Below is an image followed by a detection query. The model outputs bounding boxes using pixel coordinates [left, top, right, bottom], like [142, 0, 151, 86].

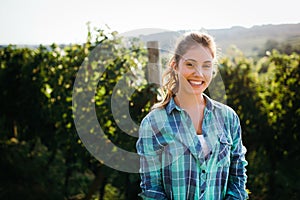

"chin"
[185, 88, 204, 96]
[191, 86, 206, 95]
[180, 83, 207, 95]
[192, 90, 203, 96]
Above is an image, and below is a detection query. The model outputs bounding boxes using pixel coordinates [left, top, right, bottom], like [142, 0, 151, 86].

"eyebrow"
[184, 58, 212, 64]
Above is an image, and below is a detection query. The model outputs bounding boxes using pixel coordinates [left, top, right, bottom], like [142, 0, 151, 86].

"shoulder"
[206, 96, 240, 127]
[140, 107, 168, 128]
[138, 107, 170, 150]
[213, 99, 238, 118]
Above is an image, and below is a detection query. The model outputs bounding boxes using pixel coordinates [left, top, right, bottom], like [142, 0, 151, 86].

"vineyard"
[0, 27, 299, 200]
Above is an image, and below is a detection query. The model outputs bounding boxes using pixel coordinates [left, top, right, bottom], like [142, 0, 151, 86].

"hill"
[3, 23, 299, 57]
[125, 23, 300, 56]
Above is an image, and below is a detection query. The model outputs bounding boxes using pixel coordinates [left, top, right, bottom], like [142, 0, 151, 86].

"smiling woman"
[181, 58, 213, 90]
[136, 31, 249, 199]
[176, 45, 214, 96]
[152, 32, 218, 108]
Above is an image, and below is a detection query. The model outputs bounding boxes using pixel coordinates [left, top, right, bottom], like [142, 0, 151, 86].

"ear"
[212, 64, 218, 77]
[170, 60, 177, 70]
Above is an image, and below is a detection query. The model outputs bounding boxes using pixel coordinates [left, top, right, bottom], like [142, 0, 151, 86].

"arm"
[136, 117, 168, 200]
[226, 114, 249, 200]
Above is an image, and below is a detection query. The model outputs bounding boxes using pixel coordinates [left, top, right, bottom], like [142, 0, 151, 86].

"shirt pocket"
[217, 136, 232, 167]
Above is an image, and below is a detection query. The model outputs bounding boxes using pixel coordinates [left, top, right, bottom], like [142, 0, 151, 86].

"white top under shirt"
[197, 134, 209, 156]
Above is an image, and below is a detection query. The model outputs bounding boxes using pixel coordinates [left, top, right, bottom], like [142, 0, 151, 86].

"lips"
[188, 80, 204, 86]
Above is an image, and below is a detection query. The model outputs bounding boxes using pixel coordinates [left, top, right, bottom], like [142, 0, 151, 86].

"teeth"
[189, 81, 203, 85]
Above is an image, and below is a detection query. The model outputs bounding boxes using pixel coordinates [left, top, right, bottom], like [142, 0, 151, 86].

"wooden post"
[146, 41, 161, 85]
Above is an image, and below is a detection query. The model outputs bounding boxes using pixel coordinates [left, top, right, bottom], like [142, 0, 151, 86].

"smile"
[189, 80, 204, 86]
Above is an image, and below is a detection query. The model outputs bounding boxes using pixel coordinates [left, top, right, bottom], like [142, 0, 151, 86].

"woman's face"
[175, 44, 214, 96]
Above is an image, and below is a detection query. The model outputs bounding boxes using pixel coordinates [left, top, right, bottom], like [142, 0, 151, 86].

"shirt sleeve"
[225, 114, 249, 200]
[136, 117, 168, 200]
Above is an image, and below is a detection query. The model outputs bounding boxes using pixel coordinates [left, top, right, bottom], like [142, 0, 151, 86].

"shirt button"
[201, 189, 205, 193]
[202, 170, 206, 173]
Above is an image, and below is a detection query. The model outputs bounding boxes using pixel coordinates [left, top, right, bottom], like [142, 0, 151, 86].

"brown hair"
[152, 31, 217, 109]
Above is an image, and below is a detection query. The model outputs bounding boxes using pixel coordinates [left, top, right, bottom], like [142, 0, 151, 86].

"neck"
[175, 91, 205, 109]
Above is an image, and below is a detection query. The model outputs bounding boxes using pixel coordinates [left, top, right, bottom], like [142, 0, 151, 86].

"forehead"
[182, 45, 213, 62]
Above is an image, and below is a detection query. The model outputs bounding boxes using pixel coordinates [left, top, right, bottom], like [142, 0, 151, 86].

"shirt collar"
[165, 93, 215, 115]
[166, 97, 182, 114]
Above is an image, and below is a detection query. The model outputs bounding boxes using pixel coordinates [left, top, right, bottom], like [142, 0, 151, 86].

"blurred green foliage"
[0, 27, 299, 200]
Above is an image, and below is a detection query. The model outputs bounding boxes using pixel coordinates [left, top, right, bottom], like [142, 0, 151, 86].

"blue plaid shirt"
[136, 95, 248, 199]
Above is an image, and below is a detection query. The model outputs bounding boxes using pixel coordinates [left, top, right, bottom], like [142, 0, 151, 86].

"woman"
[136, 32, 248, 199]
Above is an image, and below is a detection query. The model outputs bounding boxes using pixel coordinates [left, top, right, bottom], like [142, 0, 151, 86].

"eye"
[203, 64, 212, 68]
[185, 61, 197, 68]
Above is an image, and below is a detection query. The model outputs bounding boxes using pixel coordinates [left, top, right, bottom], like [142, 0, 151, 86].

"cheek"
[178, 67, 193, 77]
[204, 72, 213, 83]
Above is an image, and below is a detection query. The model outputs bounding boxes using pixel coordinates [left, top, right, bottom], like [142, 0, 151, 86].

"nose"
[193, 66, 204, 76]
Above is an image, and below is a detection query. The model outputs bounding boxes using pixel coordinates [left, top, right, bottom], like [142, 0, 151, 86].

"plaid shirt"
[136, 95, 248, 200]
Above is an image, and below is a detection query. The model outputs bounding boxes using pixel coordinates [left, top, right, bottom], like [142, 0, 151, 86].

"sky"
[0, 0, 299, 45]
